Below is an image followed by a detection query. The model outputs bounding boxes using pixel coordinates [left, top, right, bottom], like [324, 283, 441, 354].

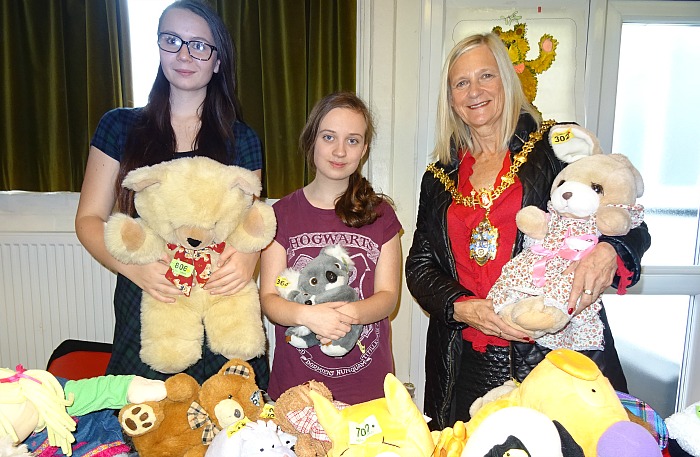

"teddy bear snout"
[562, 191, 573, 200]
[326, 271, 338, 283]
[187, 237, 202, 248]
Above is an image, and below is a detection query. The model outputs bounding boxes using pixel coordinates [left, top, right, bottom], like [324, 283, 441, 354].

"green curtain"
[220, 0, 356, 198]
[0, 0, 355, 198]
[0, 0, 131, 192]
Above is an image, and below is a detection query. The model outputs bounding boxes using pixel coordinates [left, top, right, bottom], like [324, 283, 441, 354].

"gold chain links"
[427, 120, 555, 209]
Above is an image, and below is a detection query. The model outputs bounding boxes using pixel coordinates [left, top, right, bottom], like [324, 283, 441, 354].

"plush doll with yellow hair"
[0, 365, 165, 456]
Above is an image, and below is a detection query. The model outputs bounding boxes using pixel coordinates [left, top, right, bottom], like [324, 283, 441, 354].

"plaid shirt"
[91, 107, 262, 171]
[96, 107, 267, 386]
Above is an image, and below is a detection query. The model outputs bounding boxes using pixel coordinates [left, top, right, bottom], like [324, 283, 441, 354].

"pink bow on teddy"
[530, 232, 598, 287]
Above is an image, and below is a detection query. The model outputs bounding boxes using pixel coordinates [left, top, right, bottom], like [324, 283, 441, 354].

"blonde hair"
[433, 32, 542, 164]
[0, 367, 76, 455]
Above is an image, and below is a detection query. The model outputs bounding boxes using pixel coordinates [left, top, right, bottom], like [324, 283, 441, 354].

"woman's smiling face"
[448, 44, 505, 133]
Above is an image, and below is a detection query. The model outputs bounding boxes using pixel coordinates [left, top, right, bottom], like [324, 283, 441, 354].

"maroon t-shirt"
[267, 189, 402, 404]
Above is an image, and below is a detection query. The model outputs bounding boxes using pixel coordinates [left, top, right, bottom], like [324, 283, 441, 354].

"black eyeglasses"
[157, 33, 217, 61]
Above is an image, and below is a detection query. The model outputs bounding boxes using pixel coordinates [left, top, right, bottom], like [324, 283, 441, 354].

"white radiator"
[0, 232, 116, 369]
[0, 191, 275, 372]
[0, 191, 116, 370]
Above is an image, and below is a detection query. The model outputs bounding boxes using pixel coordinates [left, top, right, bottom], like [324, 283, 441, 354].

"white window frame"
[587, 0, 700, 411]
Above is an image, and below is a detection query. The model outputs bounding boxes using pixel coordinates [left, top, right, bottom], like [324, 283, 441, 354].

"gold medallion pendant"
[426, 120, 555, 267]
[469, 189, 499, 265]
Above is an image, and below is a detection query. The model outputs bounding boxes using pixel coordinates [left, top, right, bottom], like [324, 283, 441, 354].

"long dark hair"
[116, 0, 241, 215]
[299, 92, 392, 228]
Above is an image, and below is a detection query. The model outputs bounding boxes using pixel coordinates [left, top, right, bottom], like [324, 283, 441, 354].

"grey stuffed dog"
[275, 245, 362, 357]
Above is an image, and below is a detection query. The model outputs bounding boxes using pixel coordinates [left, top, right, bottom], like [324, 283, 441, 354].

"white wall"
[359, 0, 700, 411]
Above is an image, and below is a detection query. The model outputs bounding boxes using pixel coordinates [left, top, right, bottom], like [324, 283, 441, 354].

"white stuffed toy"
[488, 125, 645, 351]
[665, 401, 700, 457]
[205, 420, 297, 457]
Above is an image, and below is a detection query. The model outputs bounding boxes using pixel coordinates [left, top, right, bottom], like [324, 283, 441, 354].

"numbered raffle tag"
[349, 415, 382, 445]
[551, 127, 574, 144]
[169, 258, 194, 277]
[275, 276, 291, 288]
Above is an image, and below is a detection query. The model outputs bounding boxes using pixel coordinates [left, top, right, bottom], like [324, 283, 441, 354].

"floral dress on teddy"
[489, 202, 607, 351]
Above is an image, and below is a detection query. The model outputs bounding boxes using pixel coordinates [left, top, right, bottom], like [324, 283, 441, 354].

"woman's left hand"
[565, 242, 618, 316]
[204, 245, 259, 296]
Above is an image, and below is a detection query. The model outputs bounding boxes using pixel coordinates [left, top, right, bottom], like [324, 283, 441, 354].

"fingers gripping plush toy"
[104, 157, 277, 373]
[0, 365, 166, 457]
[487, 124, 645, 351]
[275, 245, 362, 357]
[119, 359, 269, 457]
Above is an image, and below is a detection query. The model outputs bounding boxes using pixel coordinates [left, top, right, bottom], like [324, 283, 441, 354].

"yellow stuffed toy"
[493, 23, 558, 107]
[468, 349, 658, 457]
[309, 374, 434, 457]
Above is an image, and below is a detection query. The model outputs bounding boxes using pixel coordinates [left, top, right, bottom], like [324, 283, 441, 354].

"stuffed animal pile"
[468, 349, 661, 457]
[119, 359, 269, 457]
[104, 156, 276, 373]
[275, 245, 361, 357]
[488, 125, 645, 351]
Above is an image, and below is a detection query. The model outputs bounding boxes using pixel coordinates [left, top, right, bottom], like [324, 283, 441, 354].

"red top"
[446, 150, 523, 351]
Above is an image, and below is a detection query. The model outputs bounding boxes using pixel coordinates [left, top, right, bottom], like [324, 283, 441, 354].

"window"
[596, 1, 700, 418]
[128, 0, 175, 107]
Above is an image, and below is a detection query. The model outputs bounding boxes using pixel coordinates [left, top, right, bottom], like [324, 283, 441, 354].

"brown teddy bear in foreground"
[119, 359, 266, 457]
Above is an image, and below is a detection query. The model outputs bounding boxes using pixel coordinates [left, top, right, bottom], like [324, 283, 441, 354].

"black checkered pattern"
[105, 275, 269, 388]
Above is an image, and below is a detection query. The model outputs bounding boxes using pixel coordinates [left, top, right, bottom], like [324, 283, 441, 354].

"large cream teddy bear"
[105, 157, 276, 373]
[488, 126, 644, 351]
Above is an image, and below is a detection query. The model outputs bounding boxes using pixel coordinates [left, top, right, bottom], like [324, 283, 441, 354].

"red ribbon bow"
[165, 242, 226, 297]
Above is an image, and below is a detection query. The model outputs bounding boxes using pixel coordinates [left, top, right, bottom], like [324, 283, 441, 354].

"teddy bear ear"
[229, 167, 262, 198]
[609, 154, 645, 198]
[122, 164, 163, 192]
[220, 359, 255, 379]
[549, 124, 603, 164]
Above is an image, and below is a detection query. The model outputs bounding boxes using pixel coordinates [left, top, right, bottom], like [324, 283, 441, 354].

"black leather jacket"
[405, 114, 651, 430]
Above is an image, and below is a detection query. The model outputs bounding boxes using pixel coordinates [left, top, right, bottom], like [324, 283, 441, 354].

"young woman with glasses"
[75, 0, 268, 387]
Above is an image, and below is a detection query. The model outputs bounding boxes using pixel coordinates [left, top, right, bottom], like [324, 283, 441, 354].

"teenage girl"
[75, 0, 267, 386]
[259, 92, 402, 404]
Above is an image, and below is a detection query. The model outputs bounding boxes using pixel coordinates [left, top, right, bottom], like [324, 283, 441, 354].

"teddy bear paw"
[120, 403, 159, 437]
